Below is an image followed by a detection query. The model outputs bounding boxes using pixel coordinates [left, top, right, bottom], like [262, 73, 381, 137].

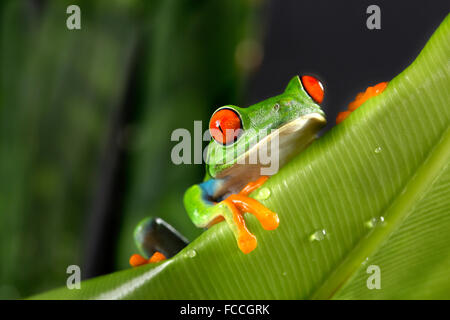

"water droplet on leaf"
[365, 216, 385, 228]
[374, 146, 382, 154]
[255, 187, 271, 200]
[186, 249, 197, 258]
[309, 229, 327, 242]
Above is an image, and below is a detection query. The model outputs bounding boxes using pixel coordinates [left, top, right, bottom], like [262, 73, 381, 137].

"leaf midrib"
[310, 126, 450, 299]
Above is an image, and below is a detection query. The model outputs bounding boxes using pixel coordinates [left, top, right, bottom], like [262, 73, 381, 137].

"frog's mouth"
[214, 112, 326, 197]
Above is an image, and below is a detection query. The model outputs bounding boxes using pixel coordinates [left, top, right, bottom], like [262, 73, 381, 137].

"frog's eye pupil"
[301, 75, 324, 104]
[209, 108, 242, 145]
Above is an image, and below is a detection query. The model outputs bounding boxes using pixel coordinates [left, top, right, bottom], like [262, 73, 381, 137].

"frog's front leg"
[184, 177, 279, 254]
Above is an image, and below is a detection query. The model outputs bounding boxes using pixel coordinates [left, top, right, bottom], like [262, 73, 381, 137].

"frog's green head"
[206, 75, 326, 189]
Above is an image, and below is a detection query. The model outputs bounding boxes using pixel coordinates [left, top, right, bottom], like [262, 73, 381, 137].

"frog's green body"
[131, 76, 325, 260]
[131, 76, 325, 259]
[183, 75, 326, 253]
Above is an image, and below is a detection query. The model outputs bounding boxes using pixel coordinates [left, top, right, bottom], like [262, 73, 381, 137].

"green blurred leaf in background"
[0, 0, 141, 298]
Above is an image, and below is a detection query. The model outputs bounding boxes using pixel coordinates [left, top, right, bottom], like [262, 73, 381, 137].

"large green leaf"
[32, 14, 450, 300]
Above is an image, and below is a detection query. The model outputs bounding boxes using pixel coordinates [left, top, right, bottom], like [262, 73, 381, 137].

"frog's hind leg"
[129, 217, 188, 267]
[336, 82, 388, 124]
[129, 251, 166, 267]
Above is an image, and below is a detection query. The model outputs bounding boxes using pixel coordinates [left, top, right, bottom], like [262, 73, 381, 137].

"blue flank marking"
[199, 178, 223, 205]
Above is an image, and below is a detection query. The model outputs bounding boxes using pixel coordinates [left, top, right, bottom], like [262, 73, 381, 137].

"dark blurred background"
[0, 0, 448, 298]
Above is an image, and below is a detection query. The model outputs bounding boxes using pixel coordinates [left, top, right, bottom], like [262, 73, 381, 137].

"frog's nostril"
[273, 103, 280, 111]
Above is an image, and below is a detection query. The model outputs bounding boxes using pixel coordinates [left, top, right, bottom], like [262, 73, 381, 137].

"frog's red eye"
[209, 108, 242, 145]
[301, 75, 324, 104]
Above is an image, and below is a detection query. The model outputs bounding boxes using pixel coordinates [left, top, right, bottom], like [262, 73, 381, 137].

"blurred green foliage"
[0, 0, 261, 298]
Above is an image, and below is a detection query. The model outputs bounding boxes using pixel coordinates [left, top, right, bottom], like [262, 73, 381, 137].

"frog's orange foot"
[336, 82, 388, 124]
[129, 251, 166, 267]
[223, 176, 279, 254]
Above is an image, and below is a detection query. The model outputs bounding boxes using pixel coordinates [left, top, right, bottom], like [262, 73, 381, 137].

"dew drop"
[362, 257, 370, 266]
[309, 229, 327, 242]
[255, 187, 271, 200]
[186, 249, 197, 258]
[365, 216, 385, 228]
[282, 271, 287, 277]
[374, 146, 382, 154]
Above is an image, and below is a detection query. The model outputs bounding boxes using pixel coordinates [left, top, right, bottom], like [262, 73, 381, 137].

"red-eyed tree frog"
[129, 76, 388, 267]
[130, 75, 326, 267]
[183, 75, 327, 254]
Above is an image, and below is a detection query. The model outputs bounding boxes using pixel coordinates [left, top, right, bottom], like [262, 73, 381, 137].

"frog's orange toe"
[129, 253, 148, 267]
[149, 251, 166, 263]
[129, 251, 167, 267]
[261, 212, 280, 231]
[238, 232, 258, 254]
